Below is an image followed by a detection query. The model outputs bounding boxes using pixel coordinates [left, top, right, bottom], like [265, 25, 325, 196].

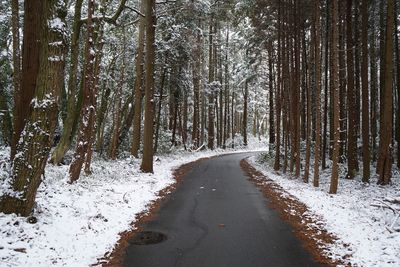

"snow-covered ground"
[247, 154, 400, 267]
[0, 138, 266, 267]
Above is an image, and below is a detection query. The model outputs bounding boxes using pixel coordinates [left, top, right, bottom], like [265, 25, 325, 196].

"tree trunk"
[377, 0, 394, 185]
[313, 0, 322, 187]
[83, 18, 105, 174]
[50, 0, 84, 165]
[394, 1, 400, 168]
[207, 20, 215, 150]
[338, 0, 347, 162]
[0, 0, 66, 215]
[361, 0, 370, 182]
[274, 1, 282, 171]
[223, 27, 230, 148]
[304, 6, 314, 184]
[268, 43, 275, 145]
[370, 1, 378, 162]
[354, 1, 361, 136]
[10, 0, 20, 145]
[11, 0, 43, 160]
[192, 28, 201, 148]
[329, 0, 340, 194]
[243, 72, 248, 147]
[154, 67, 167, 153]
[109, 29, 126, 160]
[346, 0, 359, 179]
[69, 0, 96, 183]
[140, 0, 156, 173]
[293, 1, 301, 177]
[131, 0, 146, 158]
[322, 0, 329, 170]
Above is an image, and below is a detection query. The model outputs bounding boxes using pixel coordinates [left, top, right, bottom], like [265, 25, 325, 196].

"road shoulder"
[241, 158, 348, 266]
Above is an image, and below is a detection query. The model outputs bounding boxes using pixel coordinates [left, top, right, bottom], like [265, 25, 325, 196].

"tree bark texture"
[140, 0, 157, 173]
[0, 0, 67, 215]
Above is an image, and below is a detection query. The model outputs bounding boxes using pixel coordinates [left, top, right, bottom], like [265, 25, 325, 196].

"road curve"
[123, 152, 326, 267]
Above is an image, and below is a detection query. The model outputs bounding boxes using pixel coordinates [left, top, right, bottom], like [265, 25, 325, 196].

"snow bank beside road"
[0, 138, 266, 267]
[0, 151, 216, 267]
[247, 155, 400, 267]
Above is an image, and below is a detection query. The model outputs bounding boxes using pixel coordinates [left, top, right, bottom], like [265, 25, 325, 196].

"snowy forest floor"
[0, 138, 265, 267]
[247, 154, 400, 267]
[0, 138, 399, 267]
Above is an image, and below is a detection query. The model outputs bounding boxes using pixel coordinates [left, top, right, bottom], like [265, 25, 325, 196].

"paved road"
[123, 153, 326, 267]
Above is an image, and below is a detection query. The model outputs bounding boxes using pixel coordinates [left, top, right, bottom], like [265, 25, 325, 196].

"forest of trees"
[0, 0, 399, 216]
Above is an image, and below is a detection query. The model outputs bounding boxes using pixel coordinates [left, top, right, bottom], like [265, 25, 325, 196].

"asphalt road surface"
[123, 152, 326, 267]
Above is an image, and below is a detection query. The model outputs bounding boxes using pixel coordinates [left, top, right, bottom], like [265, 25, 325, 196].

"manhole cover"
[129, 231, 167, 245]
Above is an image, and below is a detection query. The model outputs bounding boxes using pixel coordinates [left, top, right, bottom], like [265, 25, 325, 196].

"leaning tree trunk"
[0, 0, 66, 216]
[50, 0, 84, 165]
[69, 0, 96, 183]
[140, 0, 156, 173]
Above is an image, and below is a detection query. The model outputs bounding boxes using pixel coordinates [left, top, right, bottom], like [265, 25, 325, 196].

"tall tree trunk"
[83, 17, 105, 174]
[361, 0, 370, 182]
[109, 25, 125, 160]
[377, 0, 394, 185]
[131, 0, 146, 158]
[329, 0, 340, 194]
[346, 0, 359, 179]
[338, 0, 347, 162]
[268, 43, 275, 145]
[109, 60, 125, 160]
[154, 67, 166, 153]
[50, 0, 84, 165]
[11, 0, 43, 160]
[378, 0, 386, 138]
[293, 1, 301, 177]
[394, 1, 400, 168]
[69, 0, 96, 182]
[223, 27, 230, 148]
[313, 0, 322, 187]
[322, 0, 329, 170]
[0, 0, 66, 215]
[274, 0, 282, 171]
[304, 6, 314, 184]
[354, 1, 361, 136]
[192, 28, 201, 148]
[207, 20, 215, 150]
[10, 0, 20, 144]
[370, 1, 378, 162]
[140, 0, 156, 173]
[243, 61, 248, 147]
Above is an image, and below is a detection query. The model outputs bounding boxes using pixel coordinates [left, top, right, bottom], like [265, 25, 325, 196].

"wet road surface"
[123, 153, 326, 267]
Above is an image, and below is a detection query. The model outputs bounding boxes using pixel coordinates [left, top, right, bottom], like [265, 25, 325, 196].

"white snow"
[0, 138, 266, 267]
[247, 154, 400, 267]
